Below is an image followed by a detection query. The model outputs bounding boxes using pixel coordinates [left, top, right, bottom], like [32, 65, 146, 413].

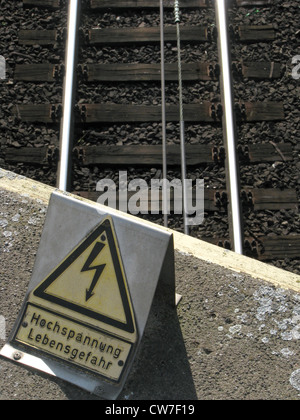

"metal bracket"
[232, 61, 243, 78]
[215, 191, 228, 209]
[237, 145, 250, 162]
[76, 104, 87, 122]
[53, 64, 65, 81]
[50, 104, 62, 122]
[217, 239, 231, 250]
[234, 103, 246, 121]
[78, 64, 88, 82]
[210, 103, 223, 121]
[213, 145, 225, 164]
[229, 24, 239, 41]
[207, 25, 218, 42]
[73, 146, 84, 164]
[244, 239, 259, 257]
[241, 190, 253, 208]
[45, 146, 58, 165]
[208, 63, 220, 79]
[56, 28, 66, 44]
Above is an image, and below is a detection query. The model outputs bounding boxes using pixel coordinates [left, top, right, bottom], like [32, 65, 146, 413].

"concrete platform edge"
[1, 167, 299, 293]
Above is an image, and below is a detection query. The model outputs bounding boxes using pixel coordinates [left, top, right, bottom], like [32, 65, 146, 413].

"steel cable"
[174, 0, 189, 235]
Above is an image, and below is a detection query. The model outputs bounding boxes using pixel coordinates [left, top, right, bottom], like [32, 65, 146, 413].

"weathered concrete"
[1, 168, 300, 400]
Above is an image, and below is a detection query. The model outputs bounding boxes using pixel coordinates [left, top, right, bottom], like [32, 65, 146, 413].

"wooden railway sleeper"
[23, 0, 62, 8]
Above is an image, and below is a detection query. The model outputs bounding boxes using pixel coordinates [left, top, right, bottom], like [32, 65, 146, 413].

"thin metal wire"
[160, 0, 168, 227]
[174, 0, 189, 235]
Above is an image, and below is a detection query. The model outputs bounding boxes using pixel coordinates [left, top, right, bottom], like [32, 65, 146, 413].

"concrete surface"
[1, 168, 300, 400]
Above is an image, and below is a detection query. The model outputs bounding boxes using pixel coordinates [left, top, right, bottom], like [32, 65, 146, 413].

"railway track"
[1, 0, 299, 270]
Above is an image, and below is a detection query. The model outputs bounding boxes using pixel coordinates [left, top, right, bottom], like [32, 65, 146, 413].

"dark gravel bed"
[74, 2, 227, 244]
[228, 0, 300, 274]
[0, 0, 67, 185]
[0, 1, 299, 274]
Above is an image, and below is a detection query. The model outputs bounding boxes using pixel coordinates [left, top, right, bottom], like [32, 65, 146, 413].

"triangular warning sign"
[32, 217, 135, 335]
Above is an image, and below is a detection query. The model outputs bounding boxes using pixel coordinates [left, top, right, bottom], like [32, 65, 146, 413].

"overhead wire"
[160, 0, 168, 227]
[174, 0, 189, 235]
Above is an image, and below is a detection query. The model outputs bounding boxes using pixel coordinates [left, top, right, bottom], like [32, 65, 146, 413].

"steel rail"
[58, 0, 80, 191]
[215, 0, 243, 254]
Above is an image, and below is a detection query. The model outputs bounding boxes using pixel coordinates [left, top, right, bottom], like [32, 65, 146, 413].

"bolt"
[13, 351, 22, 361]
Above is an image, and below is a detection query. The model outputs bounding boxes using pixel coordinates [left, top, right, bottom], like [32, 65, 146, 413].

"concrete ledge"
[1, 168, 299, 292]
[2, 168, 300, 400]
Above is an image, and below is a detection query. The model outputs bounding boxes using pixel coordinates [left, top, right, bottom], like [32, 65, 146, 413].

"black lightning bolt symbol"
[81, 241, 106, 302]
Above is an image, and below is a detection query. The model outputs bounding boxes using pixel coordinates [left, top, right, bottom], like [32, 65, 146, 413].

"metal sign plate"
[13, 217, 136, 383]
[15, 303, 133, 383]
[0, 191, 175, 399]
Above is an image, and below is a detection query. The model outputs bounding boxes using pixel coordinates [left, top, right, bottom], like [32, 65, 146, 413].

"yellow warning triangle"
[30, 217, 136, 338]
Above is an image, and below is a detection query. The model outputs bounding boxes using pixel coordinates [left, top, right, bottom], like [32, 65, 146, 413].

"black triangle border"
[33, 218, 135, 334]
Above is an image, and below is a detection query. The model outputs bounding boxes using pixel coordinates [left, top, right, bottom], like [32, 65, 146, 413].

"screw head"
[13, 351, 22, 361]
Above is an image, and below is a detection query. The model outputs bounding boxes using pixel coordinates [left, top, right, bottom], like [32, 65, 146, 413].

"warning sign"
[13, 217, 137, 382]
[31, 217, 136, 337]
[1, 190, 175, 398]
